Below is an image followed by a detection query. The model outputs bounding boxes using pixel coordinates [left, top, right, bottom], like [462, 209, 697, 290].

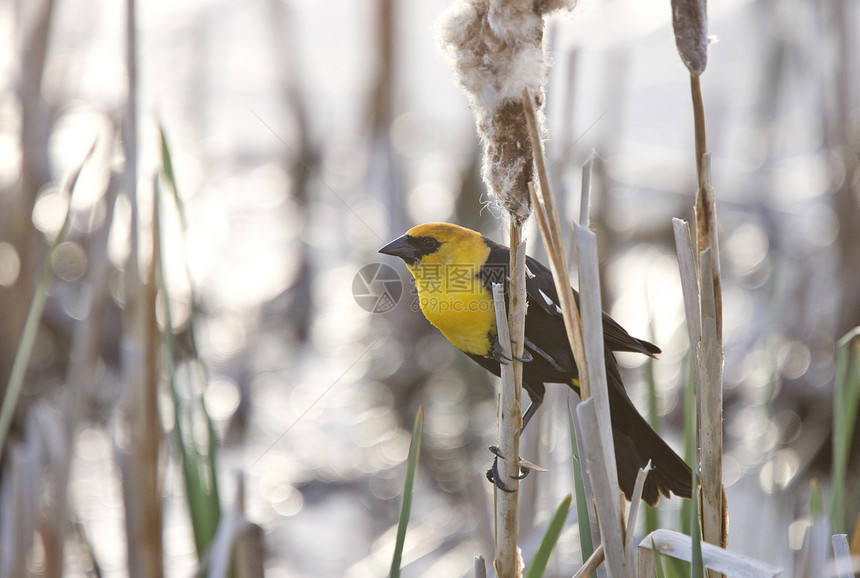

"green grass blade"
[525, 494, 572, 578]
[158, 124, 188, 231]
[681, 355, 700, 578]
[666, 553, 689, 578]
[0, 236, 65, 454]
[169, 362, 222, 558]
[690, 507, 703, 578]
[681, 357, 696, 537]
[831, 328, 860, 534]
[155, 172, 221, 558]
[159, 124, 203, 359]
[810, 478, 823, 520]
[390, 406, 424, 578]
[161, 289, 222, 557]
[690, 470, 703, 578]
[569, 408, 594, 574]
[0, 145, 92, 454]
[652, 536, 667, 578]
[645, 355, 659, 534]
[654, 324, 697, 578]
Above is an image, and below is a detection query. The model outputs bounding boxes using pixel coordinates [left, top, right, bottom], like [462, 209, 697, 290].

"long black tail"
[606, 357, 693, 505]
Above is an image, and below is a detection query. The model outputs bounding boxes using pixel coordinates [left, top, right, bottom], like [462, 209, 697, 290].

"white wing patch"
[538, 289, 554, 306]
[536, 287, 564, 316]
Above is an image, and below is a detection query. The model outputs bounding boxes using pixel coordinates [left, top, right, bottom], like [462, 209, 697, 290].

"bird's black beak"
[379, 234, 419, 266]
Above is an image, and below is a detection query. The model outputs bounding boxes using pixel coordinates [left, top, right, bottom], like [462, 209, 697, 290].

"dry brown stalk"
[439, 1, 574, 575]
[671, 0, 726, 560]
[492, 279, 524, 577]
[524, 90, 629, 577]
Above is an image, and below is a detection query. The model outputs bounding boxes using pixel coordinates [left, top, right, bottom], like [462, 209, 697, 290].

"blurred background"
[1, 0, 858, 576]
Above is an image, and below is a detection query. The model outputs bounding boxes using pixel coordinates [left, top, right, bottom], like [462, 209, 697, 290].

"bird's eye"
[422, 237, 440, 251]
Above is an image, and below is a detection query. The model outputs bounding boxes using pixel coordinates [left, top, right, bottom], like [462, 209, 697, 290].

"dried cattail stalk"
[440, 3, 575, 576]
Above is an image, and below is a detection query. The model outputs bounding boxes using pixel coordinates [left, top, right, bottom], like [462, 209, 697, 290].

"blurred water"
[4, 0, 854, 575]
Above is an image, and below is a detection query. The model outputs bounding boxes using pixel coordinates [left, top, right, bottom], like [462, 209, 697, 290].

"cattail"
[439, 0, 575, 225]
[671, 0, 708, 76]
[439, 3, 575, 575]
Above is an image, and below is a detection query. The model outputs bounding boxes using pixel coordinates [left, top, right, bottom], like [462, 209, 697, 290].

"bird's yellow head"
[379, 223, 496, 356]
[378, 222, 490, 271]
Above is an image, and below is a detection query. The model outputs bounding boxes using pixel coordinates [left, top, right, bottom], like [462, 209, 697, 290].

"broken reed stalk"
[831, 534, 853, 578]
[474, 555, 488, 578]
[625, 461, 654, 571]
[571, 225, 628, 578]
[573, 544, 605, 578]
[671, 0, 726, 558]
[696, 237, 725, 548]
[580, 152, 596, 229]
[693, 109, 726, 563]
[636, 530, 781, 578]
[523, 90, 628, 578]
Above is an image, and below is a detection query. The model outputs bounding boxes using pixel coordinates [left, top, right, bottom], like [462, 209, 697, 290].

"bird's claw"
[513, 345, 533, 363]
[485, 446, 546, 491]
[491, 340, 533, 365]
[491, 343, 511, 365]
[486, 454, 518, 493]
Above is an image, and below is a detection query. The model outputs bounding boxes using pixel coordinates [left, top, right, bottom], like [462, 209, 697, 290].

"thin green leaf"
[645, 355, 659, 534]
[157, 128, 223, 558]
[685, 352, 703, 578]
[155, 180, 221, 558]
[569, 408, 594, 574]
[158, 124, 188, 231]
[525, 494, 572, 578]
[0, 142, 94, 453]
[690, 468, 703, 578]
[681, 357, 697, 537]
[666, 553, 690, 577]
[158, 123, 201, 361]
[652, 536, 667, 578]
[831, 328, 860, 534]
[810, 478, 823, 520]
[390, 406, 424, 578]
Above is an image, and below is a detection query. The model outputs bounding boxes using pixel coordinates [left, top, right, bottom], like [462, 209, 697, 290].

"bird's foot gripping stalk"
[490, 339, 533, 365]
[485, 445, 547, 493]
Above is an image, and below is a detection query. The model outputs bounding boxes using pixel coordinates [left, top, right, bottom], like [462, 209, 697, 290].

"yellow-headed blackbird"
[379, 222, 692, 504]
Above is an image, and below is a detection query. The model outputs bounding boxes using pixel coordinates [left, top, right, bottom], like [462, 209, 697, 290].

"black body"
[471, 237, 692, 505]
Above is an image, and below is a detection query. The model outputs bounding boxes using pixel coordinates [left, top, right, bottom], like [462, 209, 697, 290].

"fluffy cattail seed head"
[440, 0, 574, 224]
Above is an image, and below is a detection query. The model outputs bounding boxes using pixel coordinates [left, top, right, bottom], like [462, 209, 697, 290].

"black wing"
[475, 237, 691, 503]
[478, 237, 660, 374]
